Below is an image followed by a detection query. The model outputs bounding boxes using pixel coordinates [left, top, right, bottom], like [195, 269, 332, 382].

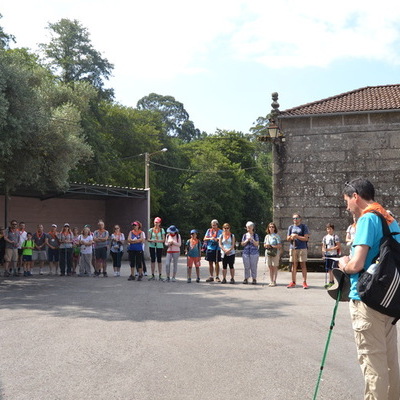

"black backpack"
[356, 211, 400, 325]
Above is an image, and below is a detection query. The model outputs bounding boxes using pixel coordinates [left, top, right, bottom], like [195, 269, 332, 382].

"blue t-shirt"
[349, 212, 400, 300]
[205, 228, 222, 251]
[287, 224, 309, 249]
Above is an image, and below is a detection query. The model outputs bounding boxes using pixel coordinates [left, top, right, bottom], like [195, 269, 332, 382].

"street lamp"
[257, 92, 285, 142]
[144, 147, 168, 189]
[144, 148, 168, 235]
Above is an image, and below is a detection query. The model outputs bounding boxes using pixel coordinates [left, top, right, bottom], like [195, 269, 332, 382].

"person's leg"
[222, 257, 228, 281]
[242, 253, 250, 282]
[291, 249, 298, 283]
[172, 253, 179, 278]
[229, 255, 235, 280]
[301, 261, 307, 282]
[128, 251, 135, 279]
[349, 300, 400, 400]
[165, 253, 172, 279]
[149, 247, 156, 276]
[250, 254, 259, 282]
[156, 248, 163, 278]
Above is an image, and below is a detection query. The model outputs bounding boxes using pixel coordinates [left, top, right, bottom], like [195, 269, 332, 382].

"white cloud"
[229, 0, 400, 68]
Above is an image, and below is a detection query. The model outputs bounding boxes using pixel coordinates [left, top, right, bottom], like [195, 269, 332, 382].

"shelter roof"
[280, 84, 400, 117]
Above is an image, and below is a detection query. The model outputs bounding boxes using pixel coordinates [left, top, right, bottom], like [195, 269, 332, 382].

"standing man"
[286, 213, 310, 289]
[3, 220, 20, 276]
[339, 178, 400, 400]
[204, 219, 223, 283]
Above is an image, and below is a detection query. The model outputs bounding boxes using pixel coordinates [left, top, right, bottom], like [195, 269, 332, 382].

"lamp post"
[144, 148, 168, 232]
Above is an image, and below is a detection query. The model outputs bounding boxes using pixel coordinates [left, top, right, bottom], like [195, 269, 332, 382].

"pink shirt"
[165, 234, 181, 253]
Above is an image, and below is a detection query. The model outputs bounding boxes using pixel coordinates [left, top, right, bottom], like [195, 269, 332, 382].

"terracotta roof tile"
[281, 84, 400, 116]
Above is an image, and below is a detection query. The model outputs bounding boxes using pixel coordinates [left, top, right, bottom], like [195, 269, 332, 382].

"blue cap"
[190, 229, 197, 234]
[167, 225, 178, 233]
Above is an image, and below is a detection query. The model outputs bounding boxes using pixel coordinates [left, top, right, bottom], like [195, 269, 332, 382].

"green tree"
[39, 18, 114, 99]
[0, 15, 15, 50]
[137, 93, 201, 141]
[0, 48, 93, 195]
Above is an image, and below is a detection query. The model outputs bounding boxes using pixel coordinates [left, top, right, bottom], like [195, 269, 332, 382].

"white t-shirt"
[322, 234, 340, 256]
[79, 234, 94, 254]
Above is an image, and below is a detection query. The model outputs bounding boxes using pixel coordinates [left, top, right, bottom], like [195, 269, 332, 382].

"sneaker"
[252, 279, 257, 285]
[166, 277, 170, 282]
[221, 278, 227, 284]
[137, 275, 143, 281]
[206, 277, 214, 282]
[159, 275, 164, 281]
[148, 275, 156, 281]
[144, 272, 148, 276]
[114, 271, 118, 277]
[230, 278, 235, 284]
[28, 271, 33, 276]
[171, 277, 176, 282]
[196, 277, 200, 283]
[3, 271, 10, 277]
[215, 277, 221, 282]
[127, 275, 135, 281]
[303, 281, 309, 289]
[39, 270, 44, 275]
[287, 282, 296, 288]
[268, 283, 274, 287]
[23, 271, 28, 277]
[187, 278, 192, 283]
[243, 279, 248, 284]
[135, 272, 139, 277]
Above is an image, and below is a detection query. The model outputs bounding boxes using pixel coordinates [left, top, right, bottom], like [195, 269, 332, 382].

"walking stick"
[313, 269, 348, 400]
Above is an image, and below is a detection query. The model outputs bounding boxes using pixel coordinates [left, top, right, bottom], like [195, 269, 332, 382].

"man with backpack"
[286, 213, 310, 289]
[339, 178, 400, 400]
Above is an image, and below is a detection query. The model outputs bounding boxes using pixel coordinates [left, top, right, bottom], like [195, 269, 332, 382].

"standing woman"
[110, 225, 125, 277]
[164, 225, 181, 282]
[127, 221, 145, 281]
[218, 223, 236, 284]
[72, 227, 81, 276]
[78, 226, 94, 276]
[241, 221, 260, 285]
[93, 220, 109, 277]
[59, 223, 73, 276]
[203, 219, 223, 282]
[264, 222, 282, 287]
[147, 217, 165, 281]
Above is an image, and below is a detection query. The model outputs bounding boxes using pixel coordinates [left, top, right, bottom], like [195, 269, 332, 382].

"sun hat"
[167, 225, 178, 233]
[327, 268, 351, 302]
[51, 224, 57, 228]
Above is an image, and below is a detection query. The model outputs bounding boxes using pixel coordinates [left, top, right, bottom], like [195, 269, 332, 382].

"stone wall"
[273, 111, 400, 257]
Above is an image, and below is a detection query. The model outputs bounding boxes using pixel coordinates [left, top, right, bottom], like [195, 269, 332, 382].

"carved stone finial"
[271, 92, 280, 118]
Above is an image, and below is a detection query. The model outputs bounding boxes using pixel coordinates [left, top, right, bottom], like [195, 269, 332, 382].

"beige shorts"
[289, 248, 307, 263]
[4, 248, 18, 262]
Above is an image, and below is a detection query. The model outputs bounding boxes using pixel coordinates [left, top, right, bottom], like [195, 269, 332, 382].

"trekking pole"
[312, 285, 342, 400]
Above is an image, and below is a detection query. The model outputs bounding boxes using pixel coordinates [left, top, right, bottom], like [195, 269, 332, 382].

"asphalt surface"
[1, 257, 398, 400]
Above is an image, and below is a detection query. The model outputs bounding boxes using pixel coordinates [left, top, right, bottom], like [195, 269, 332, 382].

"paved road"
[1, 257, 398, 400]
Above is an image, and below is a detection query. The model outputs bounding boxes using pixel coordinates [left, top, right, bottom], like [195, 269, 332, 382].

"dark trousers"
[59, 248, 73, 275]
[111, 251, 123, 268]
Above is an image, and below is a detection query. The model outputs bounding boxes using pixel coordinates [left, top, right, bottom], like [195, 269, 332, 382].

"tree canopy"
[40, 18, 114, 99]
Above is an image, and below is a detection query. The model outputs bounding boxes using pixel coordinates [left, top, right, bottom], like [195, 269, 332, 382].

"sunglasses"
[345, 181, 358, 194]
[292, 217, 300, 220]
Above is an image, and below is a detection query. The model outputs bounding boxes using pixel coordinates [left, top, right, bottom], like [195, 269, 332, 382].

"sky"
[2, 0, 400, 134]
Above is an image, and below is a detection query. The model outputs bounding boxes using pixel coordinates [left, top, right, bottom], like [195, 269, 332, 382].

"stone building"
[272, 85, 400, 257]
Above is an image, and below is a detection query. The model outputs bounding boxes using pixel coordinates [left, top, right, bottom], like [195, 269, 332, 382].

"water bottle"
[366, 263, 379, 275]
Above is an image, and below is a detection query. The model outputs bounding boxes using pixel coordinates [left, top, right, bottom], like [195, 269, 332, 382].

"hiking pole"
[312, 284, 342, 400]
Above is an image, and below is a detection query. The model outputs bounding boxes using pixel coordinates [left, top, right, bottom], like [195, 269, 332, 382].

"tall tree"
[0, 14, 15, 49]
[39, 18, 114, 99]
[137, 93, 201, 141]
[0, 48, 93, 195]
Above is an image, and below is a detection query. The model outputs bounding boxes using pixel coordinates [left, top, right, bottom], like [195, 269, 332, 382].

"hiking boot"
[196, 277, 200, 283]
[252, 279, 257, 285]
[230, 278, 235, 284]
[221, 278, 227, 284]
[215, 277, 221, 282]
[206, 277, 214, 282]
[187, 278, 192, 283]
[243, 279, 248, 284]
[148, 275, 156, 281]
[287, 281, 296, 288]
[302, 281, 309, 289]
[127, 275, 135, 281]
